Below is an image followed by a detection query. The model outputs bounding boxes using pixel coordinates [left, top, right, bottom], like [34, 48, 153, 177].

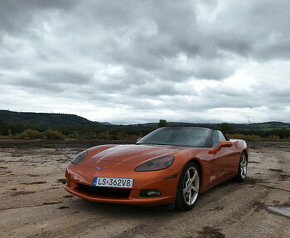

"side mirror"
[136, 137, 142, 142]
[219, 141, 232, 147]
[217, 141, 232, 151]
[209, 141, 232, 155]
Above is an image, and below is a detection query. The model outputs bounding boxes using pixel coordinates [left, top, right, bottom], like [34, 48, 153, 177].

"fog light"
[140, 189, 161, 197]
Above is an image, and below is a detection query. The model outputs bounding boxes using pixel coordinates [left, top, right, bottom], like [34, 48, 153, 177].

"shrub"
[44, 129, 65, 140]
[18, 129, 43, 139]
[158, 119, 167, 128]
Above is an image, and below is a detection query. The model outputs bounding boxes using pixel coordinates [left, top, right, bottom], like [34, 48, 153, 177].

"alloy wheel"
[183, 167, 200, 206]
[240, 154, 247, 179]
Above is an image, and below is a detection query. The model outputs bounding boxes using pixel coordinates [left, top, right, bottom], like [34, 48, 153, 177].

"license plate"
[93, 177, 133, 188]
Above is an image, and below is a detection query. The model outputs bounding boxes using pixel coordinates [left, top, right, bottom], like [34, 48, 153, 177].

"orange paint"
[65, 138, 248, 206]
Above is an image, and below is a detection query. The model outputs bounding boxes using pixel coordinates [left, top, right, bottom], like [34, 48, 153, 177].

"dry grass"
[227, 133, 290, 142]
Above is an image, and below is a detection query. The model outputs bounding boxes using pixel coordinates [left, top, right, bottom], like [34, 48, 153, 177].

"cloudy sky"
[0, 0, 290, 124]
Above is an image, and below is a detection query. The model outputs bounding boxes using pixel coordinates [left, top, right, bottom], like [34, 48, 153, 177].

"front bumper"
[65, 167, 179, 206]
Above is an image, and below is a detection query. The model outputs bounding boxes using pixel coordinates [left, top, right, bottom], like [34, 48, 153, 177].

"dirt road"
[0, 142, 289, 238]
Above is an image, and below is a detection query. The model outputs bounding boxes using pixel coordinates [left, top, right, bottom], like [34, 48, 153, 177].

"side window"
[217, 130, 226, 142]
[212, 130, 226, 147]
[212, 130, 219, 147]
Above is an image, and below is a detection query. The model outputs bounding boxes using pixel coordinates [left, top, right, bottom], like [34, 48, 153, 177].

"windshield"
[137, 127, 211, 148]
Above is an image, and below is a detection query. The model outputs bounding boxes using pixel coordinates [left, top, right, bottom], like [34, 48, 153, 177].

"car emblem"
[96, 166, 106, 170]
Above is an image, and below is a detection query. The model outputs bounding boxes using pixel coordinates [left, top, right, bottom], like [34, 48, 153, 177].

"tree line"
[0, 118, 289, 141]
[220, 123, 290, 141]
[0, 117, 153, 140]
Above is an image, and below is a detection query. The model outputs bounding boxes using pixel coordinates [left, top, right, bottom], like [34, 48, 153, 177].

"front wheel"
[236, 152, 247, 182]
[175, 162, 200, 211]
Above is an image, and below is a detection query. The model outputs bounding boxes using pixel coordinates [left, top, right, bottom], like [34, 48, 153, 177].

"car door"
[212, 130, 236, 181]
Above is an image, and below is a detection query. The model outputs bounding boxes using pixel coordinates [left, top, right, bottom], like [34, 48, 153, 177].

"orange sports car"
[65, 127, 248, 210]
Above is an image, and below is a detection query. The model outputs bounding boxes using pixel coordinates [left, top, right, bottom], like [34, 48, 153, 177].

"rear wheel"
[175, 162, 200, 211]
[236, 152, 247, 182]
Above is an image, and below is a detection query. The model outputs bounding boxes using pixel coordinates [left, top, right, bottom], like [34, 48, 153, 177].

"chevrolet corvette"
[65, 127, 248, 210]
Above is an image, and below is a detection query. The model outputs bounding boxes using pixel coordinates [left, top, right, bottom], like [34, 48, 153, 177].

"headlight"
[134, 156, 175, 172]
[71, 150, 88, 165]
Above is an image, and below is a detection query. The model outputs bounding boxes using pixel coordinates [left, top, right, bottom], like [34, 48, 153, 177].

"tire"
[175, 162, 201, 211]
[235, 152, 247, 182]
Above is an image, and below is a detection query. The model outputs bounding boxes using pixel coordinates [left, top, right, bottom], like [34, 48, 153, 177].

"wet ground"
[0, 141, 289, 238]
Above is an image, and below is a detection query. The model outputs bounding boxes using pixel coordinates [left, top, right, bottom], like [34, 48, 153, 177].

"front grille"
[77, 183, 131, 198]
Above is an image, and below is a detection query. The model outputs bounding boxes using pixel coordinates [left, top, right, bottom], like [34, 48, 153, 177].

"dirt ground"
[0, 141, 289, 238]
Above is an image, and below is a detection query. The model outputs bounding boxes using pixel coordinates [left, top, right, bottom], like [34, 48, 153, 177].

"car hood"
[86, 144, 186, 167]
[68, 144, 192, 183]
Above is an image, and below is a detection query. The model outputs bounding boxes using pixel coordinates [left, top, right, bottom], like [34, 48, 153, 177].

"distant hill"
[101, 122, 114, 126]
[0, 110, 101, 128]
[233, 121, 290, 131]
[128, 121, 290, 131]
[0, 110, 289, 130]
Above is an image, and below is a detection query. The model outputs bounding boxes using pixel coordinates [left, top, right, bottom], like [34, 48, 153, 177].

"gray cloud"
[0, 0, 77, 36]
[0, 0, 289, 123]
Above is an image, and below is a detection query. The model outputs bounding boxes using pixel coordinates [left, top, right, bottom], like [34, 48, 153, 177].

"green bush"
[44, 129, 64, 139]
[18, 129, 43, 139]
[158, 119, 167, 128]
